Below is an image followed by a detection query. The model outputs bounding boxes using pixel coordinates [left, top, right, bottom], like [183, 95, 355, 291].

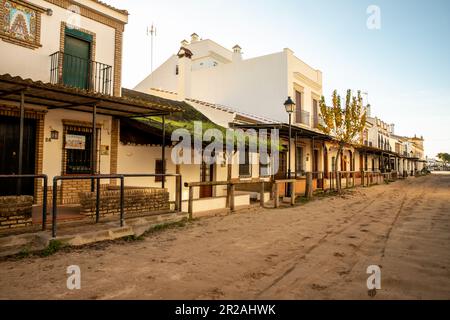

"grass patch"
[122, 235, 145, 242]
[40, 240, 66, 257]
[120, 218, 191, 242]
[17, 245, 31, 259]
[143, 218, 188, 237]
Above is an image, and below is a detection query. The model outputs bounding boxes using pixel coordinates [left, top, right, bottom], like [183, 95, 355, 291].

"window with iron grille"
[259, 153, 270, 177]
[239, 149, 251, 177]
[63, 125, 101, 175]
[296, 146, 304, 176]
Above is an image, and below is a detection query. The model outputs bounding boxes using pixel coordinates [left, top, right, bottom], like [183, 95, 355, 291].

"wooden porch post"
[188, 186, 193, 220]
[91, 103, 97, 192]
[161, 115, 166, 189]
[260, 181, 265, 207]
[17, 90, 25, 195]
[305, 172, 313, 199]
[229, 183, 235, 212]
[273, 182, 279, 208]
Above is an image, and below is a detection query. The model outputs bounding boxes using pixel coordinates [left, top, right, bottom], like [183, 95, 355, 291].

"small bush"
[40, 240, 65, 257]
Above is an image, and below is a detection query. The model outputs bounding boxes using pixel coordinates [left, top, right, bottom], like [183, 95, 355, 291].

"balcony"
[50, 51, 113, 95]
[296, 110, 310, 126]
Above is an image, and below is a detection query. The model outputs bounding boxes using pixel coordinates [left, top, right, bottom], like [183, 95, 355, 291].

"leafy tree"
[437, 153, 450, 166]
[318, 90, 367, 193]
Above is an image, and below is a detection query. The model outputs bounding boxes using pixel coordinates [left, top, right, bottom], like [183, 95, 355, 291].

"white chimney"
[177, 47, 192, 100]
[232, 45, 242, 62]
[180, 39, 189, 47]
[365, 104, 371, 117]
[389, 123, 395, 134]
[190, 33, 199, 43]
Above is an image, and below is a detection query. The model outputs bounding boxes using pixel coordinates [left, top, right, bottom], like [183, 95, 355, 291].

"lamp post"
[284, 97, 295, 183]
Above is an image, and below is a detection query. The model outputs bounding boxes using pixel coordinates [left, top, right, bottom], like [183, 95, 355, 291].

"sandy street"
[0, 174, 449, 300]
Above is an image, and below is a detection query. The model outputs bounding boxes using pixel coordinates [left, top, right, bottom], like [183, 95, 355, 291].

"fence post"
[230, 184, 235, 212]
[260, 181, 265, 208]
[188, 186, 194, 220]
[175, 175, 181, 212]
[273, 183, 279, 208]
[96, 177, 100, 223]
[52, 178, 58, 238]
[305, 172, 313, 199]
[119, 176, 124, 227]
[290, 181, 295, 206]
[42, 176, 48, 231]
[346, 172, 349, 189]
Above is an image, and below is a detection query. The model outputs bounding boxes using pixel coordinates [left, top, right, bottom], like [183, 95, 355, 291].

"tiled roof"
[149, 88, 278, 124]
[185, 98, 279, 124]
[0, 74, 183, 115]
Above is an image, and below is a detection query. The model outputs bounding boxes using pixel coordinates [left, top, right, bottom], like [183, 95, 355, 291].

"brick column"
[113, 29, 123, 97]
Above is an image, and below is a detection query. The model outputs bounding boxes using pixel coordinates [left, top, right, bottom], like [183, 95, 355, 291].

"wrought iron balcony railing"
[50, 51, 113, 95]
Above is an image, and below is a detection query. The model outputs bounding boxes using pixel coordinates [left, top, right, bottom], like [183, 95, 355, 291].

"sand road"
[1, 174, 449, 300]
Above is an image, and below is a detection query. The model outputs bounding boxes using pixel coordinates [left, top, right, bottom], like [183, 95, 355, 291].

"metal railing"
[51, 173, 182, 238]
[296, 110, 310, 126]
[50, 51, 113, 95]
[0, 174, 48, 231]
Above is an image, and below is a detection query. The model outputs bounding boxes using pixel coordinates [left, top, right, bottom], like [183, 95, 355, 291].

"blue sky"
[107, 0, 450, 158]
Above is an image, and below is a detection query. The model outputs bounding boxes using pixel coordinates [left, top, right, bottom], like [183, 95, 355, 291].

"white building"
[135, 33, 323, 127]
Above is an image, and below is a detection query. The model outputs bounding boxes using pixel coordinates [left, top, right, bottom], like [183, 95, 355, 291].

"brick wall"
[79, 187, 169, 217]
[0, 196, 33, 230]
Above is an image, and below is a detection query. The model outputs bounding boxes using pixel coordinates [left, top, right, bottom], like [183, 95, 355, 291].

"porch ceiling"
[0, 74, 184, 117]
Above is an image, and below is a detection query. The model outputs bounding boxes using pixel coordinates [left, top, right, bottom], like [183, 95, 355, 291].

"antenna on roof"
[147, 23, 157, 73]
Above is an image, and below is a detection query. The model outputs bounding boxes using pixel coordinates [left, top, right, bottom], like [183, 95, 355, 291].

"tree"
[437, 153, 450, 167]
[318, 90, 367, 193]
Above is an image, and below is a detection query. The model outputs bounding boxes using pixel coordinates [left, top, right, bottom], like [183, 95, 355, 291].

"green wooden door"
[63, 29, 92, 90]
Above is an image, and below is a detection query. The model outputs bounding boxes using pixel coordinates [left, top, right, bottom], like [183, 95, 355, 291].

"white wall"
[189, 51, 288, 123]
[0, 0, 117, 86]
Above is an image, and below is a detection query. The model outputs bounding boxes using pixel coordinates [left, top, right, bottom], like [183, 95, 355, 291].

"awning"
[230, 123, 331, 140]
[356, 144, 401, 157]
[0, 74, 184, 117]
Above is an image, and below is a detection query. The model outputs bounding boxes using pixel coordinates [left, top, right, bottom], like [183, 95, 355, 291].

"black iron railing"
[50, 51, 113, 95]
[51, 173, 182, 238]
[0, 174, 48, 231]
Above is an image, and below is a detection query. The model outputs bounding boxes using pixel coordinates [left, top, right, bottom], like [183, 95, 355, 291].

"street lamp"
[284, 97, 295, 181]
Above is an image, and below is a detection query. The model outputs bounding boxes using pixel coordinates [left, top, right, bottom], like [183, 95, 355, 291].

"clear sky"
[106, 0, 450, 158]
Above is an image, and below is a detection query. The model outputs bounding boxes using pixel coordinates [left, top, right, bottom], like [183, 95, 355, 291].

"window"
[175, 65, 179, 75]
[260, 153, 270, 177]
[239, 149, 251, 177]
[64, 125, 100, 175]
[155, 159, 166, 182]
[312, 99, 319, 128]
[331, 156, 336, 172]
[295, 90, 302, 123]
[295, 146, 304, 175]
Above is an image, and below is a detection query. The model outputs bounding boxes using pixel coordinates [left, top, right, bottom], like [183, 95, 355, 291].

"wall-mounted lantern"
[50, 129, 59, 140]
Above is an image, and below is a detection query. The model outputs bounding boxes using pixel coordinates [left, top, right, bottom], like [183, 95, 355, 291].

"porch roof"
[0, 74, 184, 117]
[356, 144, 401, 157]
[229, 123, 331, 140]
